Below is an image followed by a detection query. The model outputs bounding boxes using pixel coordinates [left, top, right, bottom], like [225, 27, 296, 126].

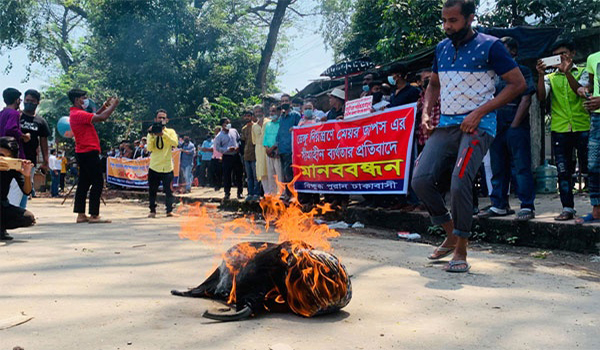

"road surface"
[1, 198, 599, 349]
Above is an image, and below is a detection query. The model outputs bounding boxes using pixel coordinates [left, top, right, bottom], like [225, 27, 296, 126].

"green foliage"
[478, 0, 600, 31]
[321, 0, 444, 62]
[324, 0, 599, 64]
[0, 0, 32, 48]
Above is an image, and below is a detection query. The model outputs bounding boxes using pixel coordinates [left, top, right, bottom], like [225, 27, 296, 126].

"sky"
[1, 0, 498, 105]
[0, 27, 334, 106]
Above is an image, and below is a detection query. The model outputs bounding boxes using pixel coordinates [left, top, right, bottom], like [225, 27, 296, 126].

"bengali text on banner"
[106, 149, 181, 188]
[292, 103, 416, 194]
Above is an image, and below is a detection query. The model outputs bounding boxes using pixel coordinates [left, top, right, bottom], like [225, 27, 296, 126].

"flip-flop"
[575, 213, 600, 224]
[428, 246, 455, 260]
[443, 260, 471, 273]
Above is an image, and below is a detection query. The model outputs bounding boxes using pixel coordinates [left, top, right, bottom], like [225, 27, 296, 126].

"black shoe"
[237, 193, 244, 200]
[224, 193, 230, 200]
[0, 232, 14, 241]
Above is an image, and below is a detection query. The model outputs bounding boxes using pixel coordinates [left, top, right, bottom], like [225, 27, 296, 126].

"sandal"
[515, 209, 535, 222]
[443, 260, 471, 273]
[575, 213, 600, 224]
[428, 246, 455, 260]
[554, 211, 574, 221]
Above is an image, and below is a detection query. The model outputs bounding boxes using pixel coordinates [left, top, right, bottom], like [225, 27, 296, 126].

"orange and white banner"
[106, 149, 181, 188]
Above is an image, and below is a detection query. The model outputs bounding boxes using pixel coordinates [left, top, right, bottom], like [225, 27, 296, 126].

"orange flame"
[178, 175, 347, 310]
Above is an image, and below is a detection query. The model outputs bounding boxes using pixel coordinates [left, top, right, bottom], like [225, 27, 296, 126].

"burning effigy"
[171, 240, 351, 321]
[172, 181, 352, 321]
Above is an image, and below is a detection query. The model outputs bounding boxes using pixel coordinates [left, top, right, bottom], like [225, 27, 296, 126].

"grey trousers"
[412, 126, 494, 238]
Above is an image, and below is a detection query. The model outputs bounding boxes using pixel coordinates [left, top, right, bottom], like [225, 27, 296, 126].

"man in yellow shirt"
[146, 109, 178, 218]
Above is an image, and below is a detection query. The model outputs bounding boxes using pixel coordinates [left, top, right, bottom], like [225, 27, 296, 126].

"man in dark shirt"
[479, 36, 537, 221]
[387, 63, 421, 108]
[20, 89, 50, 207]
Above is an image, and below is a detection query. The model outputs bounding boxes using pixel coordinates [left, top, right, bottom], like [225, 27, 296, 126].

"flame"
[178, 174, 347, 311]
[281, 243, 350, 317]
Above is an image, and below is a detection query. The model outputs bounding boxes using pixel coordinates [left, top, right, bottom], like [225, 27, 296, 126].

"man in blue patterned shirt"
[411, 0, 526, 273]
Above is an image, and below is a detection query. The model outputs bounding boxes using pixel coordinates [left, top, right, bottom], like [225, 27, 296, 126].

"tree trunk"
[255, 0, 292, 95]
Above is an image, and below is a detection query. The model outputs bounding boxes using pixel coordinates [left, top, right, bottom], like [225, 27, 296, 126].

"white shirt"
[49, 155, 61, 171]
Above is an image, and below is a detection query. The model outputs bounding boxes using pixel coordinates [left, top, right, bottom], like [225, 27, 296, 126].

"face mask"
[387, 76, 396, 86]
[281, 103, 290, 110]
[226, 123, 232, 129]
[304, 109, 314, 118]
[362, 85, 370, 92]
[292, 106, 300, 112]
[423, 79, 430, 90]
[23, 102, 37, 112]
[446, 24, 470, 44]
[372, 92, 383, 104]
[82, 98, 90, 109]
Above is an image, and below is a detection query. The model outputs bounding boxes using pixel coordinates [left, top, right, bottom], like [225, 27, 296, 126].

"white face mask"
[226, 123, 232, 129]
[82, 98, 90, 109]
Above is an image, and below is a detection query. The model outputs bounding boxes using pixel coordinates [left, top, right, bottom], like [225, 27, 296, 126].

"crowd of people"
[2, 0, 600, 272]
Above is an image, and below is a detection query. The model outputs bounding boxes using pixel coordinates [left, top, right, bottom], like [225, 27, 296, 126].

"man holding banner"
[146, 109, 178, 218]
[411, 0, 526, 273]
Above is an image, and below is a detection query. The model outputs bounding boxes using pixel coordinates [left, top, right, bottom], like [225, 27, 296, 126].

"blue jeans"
[589, 113, 600, 206]
[182, 165, 193, 191]
[489, 125, 535, 210]
[552, 131, 589, 209]
[51, 170, 60, 197]
[244, 160, 259, 196]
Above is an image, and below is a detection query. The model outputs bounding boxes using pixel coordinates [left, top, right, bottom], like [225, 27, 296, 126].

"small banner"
[344, 95, 373, 119]
[292, 104, 416, 194]
[107, 149, 181, 188]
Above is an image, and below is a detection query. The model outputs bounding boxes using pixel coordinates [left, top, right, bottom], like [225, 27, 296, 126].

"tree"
[194, 0, 319, 94]
[478, 0, 600, 31]
[0, 0, 89, 74]
[320, 0, 444, 63]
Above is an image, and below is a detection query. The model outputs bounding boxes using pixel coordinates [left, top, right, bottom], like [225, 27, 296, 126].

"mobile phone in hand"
[540, 55, 561, 67]
[3, 157, 23, 171]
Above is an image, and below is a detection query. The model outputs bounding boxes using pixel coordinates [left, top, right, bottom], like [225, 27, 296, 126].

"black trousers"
[209, 158, 222, 189]
[222, 154, 243, 196]
[1, 202, 35, 232]
[74, 151, 103, 216]
[148, 169, 174, 213]
[60, 173, 66, 191]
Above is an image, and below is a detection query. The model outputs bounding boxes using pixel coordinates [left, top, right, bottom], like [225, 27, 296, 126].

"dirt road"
[1, 199, 599, 349]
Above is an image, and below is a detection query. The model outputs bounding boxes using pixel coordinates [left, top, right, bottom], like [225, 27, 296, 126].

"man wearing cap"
[411, 0, 526, 273]
[275, 94, 301, 199]
[324, 88, 345, 121]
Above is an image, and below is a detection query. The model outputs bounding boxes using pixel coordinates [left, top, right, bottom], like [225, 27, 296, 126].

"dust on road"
[1, 199, 599, 350]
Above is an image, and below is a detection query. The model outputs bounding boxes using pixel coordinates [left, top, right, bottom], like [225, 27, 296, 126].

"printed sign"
[292, 104, 416, 194]
[107, 149, 181, 188]
[344, 95, 373, 119]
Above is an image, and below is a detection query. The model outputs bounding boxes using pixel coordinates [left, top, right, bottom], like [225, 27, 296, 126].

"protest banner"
[292, 103, 416, 194]
[344, 95, 373, 119]
[106, 149, 181, 188]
